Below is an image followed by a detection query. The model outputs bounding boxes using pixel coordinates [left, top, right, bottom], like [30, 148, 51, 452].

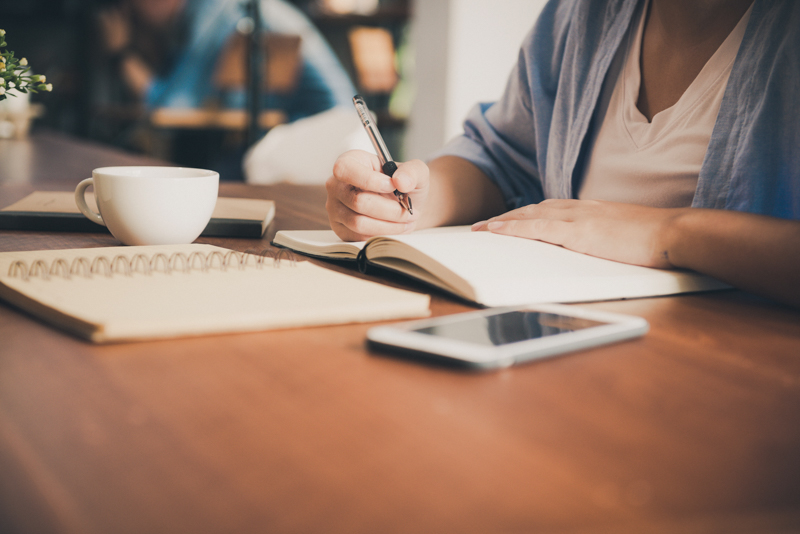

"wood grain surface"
[1, 132, 799, 534]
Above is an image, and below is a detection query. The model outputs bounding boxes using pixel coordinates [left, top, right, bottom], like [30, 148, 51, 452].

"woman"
[325, 0, 800, 307]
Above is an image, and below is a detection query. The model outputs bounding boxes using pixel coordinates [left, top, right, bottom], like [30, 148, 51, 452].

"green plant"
[0, 29, 52, 101]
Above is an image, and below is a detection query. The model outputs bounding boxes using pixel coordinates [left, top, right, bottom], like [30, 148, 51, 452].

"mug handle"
[74, 178, 106, 226]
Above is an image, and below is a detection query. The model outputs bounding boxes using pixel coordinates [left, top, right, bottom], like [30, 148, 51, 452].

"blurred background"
[0, 0, 545, 182]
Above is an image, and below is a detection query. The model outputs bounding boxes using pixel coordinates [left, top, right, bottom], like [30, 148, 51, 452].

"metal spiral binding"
[7, 248, 297, 282]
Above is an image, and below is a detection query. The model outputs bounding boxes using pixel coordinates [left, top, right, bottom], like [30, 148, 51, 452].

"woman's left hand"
[475, 199, 800, 308]
[472, 199, 685, 269]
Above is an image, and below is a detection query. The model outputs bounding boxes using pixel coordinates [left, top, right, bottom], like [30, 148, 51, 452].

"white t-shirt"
[578, 2, 752, 208]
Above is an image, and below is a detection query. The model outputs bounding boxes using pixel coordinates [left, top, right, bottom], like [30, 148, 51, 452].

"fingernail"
[471, 220, 486, 231]
[487, 221, 504, 231]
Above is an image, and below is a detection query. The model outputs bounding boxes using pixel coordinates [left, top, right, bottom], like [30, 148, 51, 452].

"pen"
[352, 95, 413, 214]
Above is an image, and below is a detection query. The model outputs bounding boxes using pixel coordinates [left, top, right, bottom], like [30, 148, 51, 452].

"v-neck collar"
[620, 0, 752, 149]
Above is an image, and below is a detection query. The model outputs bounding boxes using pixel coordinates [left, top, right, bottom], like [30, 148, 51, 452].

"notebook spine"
[7, 248, 296, 282]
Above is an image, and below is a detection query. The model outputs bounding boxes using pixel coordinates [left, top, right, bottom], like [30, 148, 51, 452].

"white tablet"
[366, 304, 648, 370]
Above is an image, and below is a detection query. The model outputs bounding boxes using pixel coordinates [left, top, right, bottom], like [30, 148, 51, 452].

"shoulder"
[524, 0, 634, 48]
[521, 0, 636, 70]
[518, 0, 636, 94]
[732, 1, 800, 116]
[714, 1, 800, 217]
[749, 1, 800, 65]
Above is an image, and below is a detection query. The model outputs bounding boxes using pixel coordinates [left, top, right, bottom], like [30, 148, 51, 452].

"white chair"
[243, 106, 376, 184]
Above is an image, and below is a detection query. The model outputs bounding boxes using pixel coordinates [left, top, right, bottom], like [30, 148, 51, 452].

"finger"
[487, 201, 579, 223]
[327, 177, 412, 223]
[486, 218, 573, 247]
[471, 220, 489, 231]
[332, 151, 396, 194]
[391, 159, 429, 194]
[328, 198, 412, 240]
[471, 201, 576, 231]
[538, 198, 584, 208]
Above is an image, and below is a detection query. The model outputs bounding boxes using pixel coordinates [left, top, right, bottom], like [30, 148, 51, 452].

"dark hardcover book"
[0, 192, 275, 239]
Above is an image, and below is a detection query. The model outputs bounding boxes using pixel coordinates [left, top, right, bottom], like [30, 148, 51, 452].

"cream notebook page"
[274, 227, 729, 306]
[0, 244, 430, 342]
[373, 231, 727, 306]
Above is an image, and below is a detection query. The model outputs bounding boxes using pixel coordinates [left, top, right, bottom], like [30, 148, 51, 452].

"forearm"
[419, 156, 506, 229]
[665, 209, 800, 307]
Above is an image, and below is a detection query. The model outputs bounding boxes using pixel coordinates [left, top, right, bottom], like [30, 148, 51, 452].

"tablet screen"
[413, 311, 606, 346]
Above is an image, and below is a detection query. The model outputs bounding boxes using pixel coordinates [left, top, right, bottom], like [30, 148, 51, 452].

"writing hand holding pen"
[352, 95, 413, 214]
[325, 100, 431, 241]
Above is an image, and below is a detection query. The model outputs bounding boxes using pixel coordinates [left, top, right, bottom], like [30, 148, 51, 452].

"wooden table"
[1, 131, 799, 534]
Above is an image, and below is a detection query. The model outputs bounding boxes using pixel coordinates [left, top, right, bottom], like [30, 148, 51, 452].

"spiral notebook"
[0, 244, 430, 342]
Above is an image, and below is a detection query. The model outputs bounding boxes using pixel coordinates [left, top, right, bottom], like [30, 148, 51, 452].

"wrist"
[659, 208, 693, 269]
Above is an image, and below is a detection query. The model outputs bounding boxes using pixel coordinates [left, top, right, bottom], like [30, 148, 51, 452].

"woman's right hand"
[326, 150, 430, 241]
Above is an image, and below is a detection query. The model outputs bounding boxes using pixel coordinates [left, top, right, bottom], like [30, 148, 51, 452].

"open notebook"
[273, 227, 730, 307]
[0, 244, 430, 342]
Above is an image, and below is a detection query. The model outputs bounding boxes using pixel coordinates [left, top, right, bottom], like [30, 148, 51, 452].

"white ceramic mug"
[75, 166, 219, 246]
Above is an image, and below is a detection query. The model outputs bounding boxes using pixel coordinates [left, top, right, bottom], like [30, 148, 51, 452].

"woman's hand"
[473, 199, 800, 307]
[326, 150, 430, 241]
[472, 199, 683, 268]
